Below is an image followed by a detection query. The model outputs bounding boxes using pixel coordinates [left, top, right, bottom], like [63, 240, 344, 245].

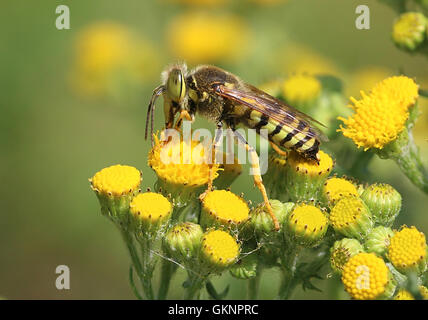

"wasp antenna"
[145, 85, 165, 146]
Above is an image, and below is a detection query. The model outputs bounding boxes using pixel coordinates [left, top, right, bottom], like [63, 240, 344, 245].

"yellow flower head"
[148, 133, 220, 187]
[287, 150, 333, 177]
[338, 76, 418, 150]
[394, 286, 428, 300]
[388, 226, 427, 274]
[201, 230, 239, 270]
[282, 74, 321, 105]
[201, 190, 249, 228]
[392, 12, 427, 51]
[330, 196, 373, 239]
[342, 252, 392, 300]
[91, 164, 141, 196]
[371, 76, 419, 111]
[323, 177, 358, 204]
[130, 192, 172, 223]
[167, 11, 249, 64]
[286, 204, 328, 246]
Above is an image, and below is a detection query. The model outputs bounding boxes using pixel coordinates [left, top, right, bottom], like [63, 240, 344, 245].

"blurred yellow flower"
[338, 76, 418, 150]
[166, 11, 249, 64]
[392, 12, 427, 51]
[282, 74, 321, 105]
[71, 21, 160, 97]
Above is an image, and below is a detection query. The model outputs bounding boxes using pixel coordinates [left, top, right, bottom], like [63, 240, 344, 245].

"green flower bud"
[330, 238, 364, 273]
[90, 164, 142, 228]
[200, 190, 249, 231]
[364, 226, 394, 257]
[392, 12, 427, 51]
[263, 150, 288, 201]
[361, 183, 402, 226]
[285, 150, 334, 202]
[164, 222, 203, 264]
[199, 229, 240, 274]
[229, 253, 258, 280]
[285, 204, 329, 247]
[330, 196, 373, 240]
[129, 192, 173, 239]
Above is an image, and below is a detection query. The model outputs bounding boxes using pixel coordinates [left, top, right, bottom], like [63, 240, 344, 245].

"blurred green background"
[1, 0, 427, 299]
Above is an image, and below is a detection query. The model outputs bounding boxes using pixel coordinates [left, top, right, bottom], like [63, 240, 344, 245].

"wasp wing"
[214, 83, 328, 142]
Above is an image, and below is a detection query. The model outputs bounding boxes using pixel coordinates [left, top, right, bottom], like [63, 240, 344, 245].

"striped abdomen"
[246, 110, 320, 160]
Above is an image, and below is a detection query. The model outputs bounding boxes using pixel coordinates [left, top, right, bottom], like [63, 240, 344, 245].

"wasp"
[146, 63, 327, 231]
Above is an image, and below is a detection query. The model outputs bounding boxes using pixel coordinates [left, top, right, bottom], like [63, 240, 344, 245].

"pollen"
[338, 76, 418, 150]
[282, 74, 321, 105]
[388, 226, 427, 273]
[129, 192, 172, 222]
[91, 164, 141, 196]
[287, 150, 333, 177]
[201, 230, 239, 267]
[323, 177, 358, 204]
[148, 134, 220, 187]
[202, 190, 249, 225]
[342, 252, 389, 300]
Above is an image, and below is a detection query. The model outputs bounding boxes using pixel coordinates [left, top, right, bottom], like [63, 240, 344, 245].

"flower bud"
[361, 183, 402, 226]
[200, 229, 240, 274]
[392, 12, 427, 51]
[342, 252, 396, 300]
[282, 74, 321, 111]
[394, 286, 428, 300]
[129, 192, 172, 238]
[322, 177, 359, 205]
[285, 150, 334, 202]
[330, 238, 364, 274]
[364, 226, 394, 257]
[200, 190, 249, 231]
[248, 200, 293, 244]
[387, 226, 427, 275]
[330, 196, 373, 240]
[90, 164, 141, 228]
[164, 222, 203, 263]
[263, 150, 288, 201]
[285, 204, 329, 247]
[229, 253, 258, 280]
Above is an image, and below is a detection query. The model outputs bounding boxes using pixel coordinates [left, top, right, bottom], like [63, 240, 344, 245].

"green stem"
[184, 272, 206, 300]
[248, 264, 263, 300]
[377, 129, 428, 193]
[277, 247, 300, 300]
[157, 258, 178, 300]
[139, 237, 155, 300]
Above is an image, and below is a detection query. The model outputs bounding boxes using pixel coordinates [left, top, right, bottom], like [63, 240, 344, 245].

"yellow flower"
[342, 252, 394, 300]
[388, 226, 427, 274]
[201, 190, 249, 229]
[148, 133, 220, 188]
[330, 196, 373, 239]
[323, 177, 359, 204]
[200, 230, 239, 271]
[392, 12, 427, 51]
[286, 204, 328, 246]
[394, 286, 428, 300]
[91, 164, 141, 197]
[338, 76, 418, 150]
[282, 74, 321, 106]
[167, 11, 249, 64]
[287, 150, 333, 177]
[371, 76, 419, 111]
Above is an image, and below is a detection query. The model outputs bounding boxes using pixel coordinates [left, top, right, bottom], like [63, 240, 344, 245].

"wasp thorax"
[166, 68, 186, 103]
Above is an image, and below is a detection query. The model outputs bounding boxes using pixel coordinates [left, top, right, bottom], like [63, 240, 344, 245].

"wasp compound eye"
[166, 69, 186, 103]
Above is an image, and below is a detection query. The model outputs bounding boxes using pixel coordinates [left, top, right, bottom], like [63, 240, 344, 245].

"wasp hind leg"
[270, 141, 287, 157]
[234, 130, 280, 231]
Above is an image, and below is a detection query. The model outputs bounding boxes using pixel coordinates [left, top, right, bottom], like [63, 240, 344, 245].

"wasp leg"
[199, 122, 223, 201]
[174, 109, 193, 130]
[233, 130, 280, 231]
[270, 141, 287, 157]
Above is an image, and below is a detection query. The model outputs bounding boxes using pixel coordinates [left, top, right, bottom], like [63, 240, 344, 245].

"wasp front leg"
[234, 130, 280, 231]
[199, 122, 223, 201]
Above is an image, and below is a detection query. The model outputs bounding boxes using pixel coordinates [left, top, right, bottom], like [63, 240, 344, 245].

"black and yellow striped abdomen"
[245, 110, 320, 160]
